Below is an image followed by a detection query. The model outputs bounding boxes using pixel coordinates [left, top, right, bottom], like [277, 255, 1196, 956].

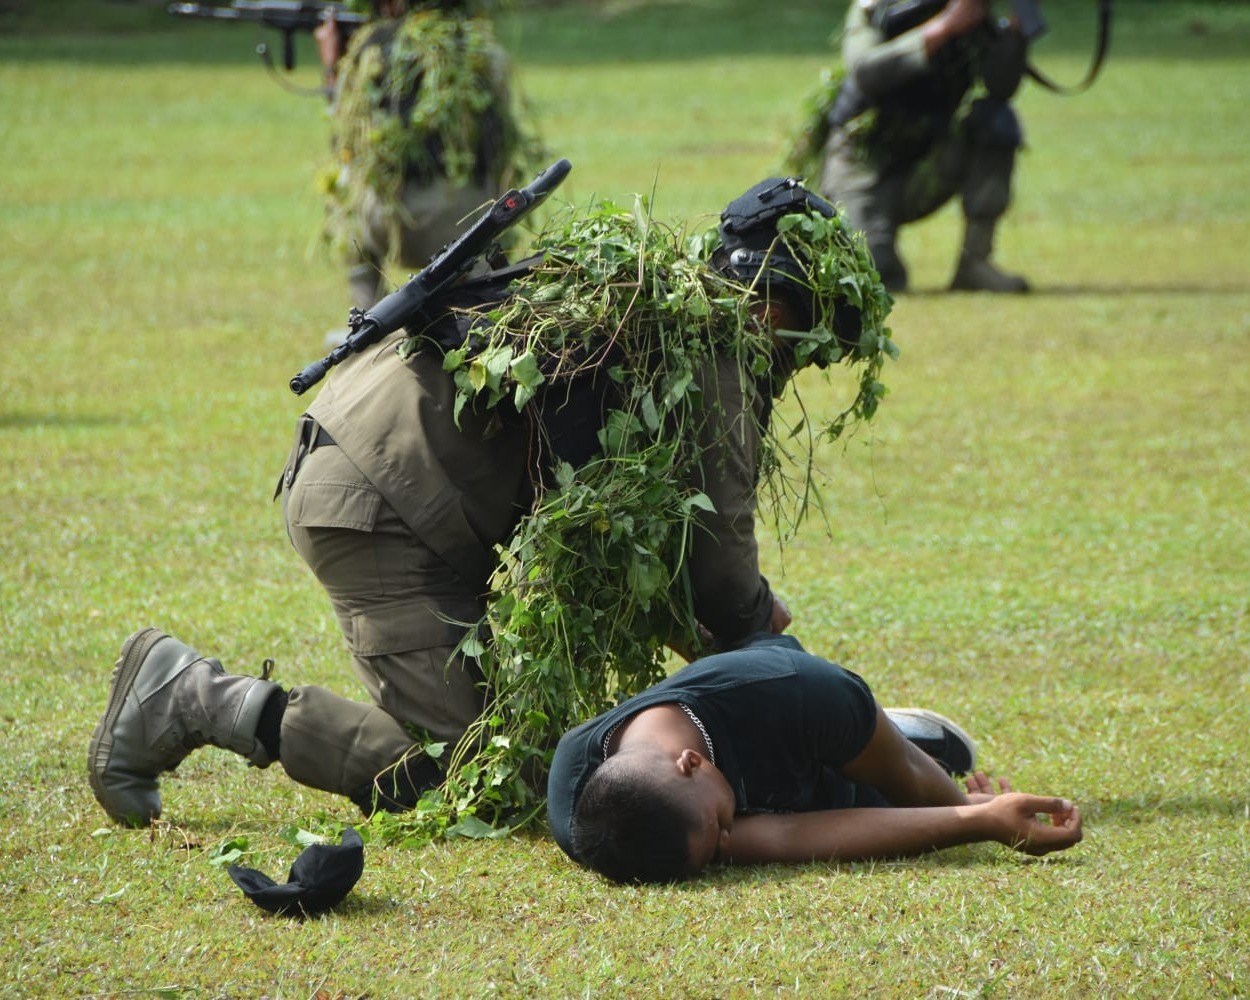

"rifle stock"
[289, 158, 574, 396]
[167, 2, 367, 70]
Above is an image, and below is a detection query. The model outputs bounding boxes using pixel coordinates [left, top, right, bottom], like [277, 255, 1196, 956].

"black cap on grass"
[228, 828, 365, 918]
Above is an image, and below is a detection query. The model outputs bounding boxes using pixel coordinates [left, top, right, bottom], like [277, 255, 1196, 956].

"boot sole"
[87, 627, 167, 825]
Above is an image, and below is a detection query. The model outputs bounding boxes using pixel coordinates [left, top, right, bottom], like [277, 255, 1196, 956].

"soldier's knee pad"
[964, 98, 1024, 151]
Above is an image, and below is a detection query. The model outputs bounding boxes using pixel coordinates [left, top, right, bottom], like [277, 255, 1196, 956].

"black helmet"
[719, 177, 836, 249]
[714, 176, 863, 360]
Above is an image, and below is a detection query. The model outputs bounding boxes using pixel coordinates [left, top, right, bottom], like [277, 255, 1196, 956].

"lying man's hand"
[964, 770, 1012, 802]
[983, 792, 1083, 856]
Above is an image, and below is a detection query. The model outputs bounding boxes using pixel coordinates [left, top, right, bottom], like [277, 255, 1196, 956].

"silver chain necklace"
[601, 717, 625, 757]
[678, 703, 716, 765]
[600, 703, 716, 765]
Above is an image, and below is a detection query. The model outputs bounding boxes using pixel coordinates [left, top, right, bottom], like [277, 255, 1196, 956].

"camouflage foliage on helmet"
[705, 177, 896, 376]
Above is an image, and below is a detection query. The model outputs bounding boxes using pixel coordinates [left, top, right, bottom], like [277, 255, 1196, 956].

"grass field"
[1, 1, 1247, 996]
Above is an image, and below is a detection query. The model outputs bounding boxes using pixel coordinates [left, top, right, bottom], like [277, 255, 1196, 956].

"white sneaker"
[884, 707, 977, 775]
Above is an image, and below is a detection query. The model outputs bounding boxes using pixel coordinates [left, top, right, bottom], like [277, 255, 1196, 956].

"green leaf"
[510, 350, 545, 409]
[684, 491, 716, 513]
[208, 835, 250, 867]
[279, 826, 329, 849]
[445, 815, 511, 840]
[640, 390, 660, 433]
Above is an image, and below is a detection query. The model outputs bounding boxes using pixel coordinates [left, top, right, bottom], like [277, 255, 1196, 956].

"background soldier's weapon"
[290, 158, 574, 396]
[873, 0, 1112, 93]
[168, 1, 368, 73]
[827, 0, 1112, 132]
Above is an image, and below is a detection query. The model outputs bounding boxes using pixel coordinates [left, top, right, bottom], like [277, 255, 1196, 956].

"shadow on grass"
[906, 282, 1250, 299]
[1032, 283, 1250, 298]
[1089, 794, 1247, 823]
[0, 412, 123, 430]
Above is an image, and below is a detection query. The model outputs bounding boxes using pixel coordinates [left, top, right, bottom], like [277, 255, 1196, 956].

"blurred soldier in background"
[817, 0, 1034, 293]
[316, 0, 537, 311]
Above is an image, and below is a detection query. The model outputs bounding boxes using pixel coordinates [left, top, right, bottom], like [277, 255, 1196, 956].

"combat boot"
[87, 627, 281, 827]
[950, 253, 1029, 293]
[950, 217, 1029, 293]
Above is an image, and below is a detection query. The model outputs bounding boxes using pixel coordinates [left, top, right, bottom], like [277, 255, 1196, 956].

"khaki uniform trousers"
[819, 113, 1017, 265]
[276, 432, 488, 810]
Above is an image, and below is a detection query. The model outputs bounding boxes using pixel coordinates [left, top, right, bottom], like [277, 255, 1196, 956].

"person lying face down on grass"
[546, 633, 1082, 884]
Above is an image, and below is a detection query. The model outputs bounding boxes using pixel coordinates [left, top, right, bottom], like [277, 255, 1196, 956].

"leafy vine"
[367, 193, 896, 845]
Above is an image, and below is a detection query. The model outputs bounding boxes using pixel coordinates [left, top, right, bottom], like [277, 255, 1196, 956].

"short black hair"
[570, 754, 700, 884]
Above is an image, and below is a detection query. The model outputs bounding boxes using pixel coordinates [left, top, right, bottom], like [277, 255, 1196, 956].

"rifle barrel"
[288, 158, 574, 395]
[167, 2, 367, 29]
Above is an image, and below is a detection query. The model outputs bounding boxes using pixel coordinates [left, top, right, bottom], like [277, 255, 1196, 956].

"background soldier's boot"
[88, 627, 280, 827]
[951, 218, 1029, 293]
[868, 235, 909, 294]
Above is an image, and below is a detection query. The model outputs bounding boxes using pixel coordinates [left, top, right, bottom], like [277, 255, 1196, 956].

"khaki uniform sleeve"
[687, 355, 774, 647]
[843, 1, 932, 99]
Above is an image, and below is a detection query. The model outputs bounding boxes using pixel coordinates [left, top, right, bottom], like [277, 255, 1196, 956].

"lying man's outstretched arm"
[725, 704, 1082, 865]
[724, 791, 1082, 866]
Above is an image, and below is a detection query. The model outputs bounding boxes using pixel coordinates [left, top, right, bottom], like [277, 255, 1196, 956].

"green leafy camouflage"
[319, 10, 539, 261]
[372, 193, 896, 843]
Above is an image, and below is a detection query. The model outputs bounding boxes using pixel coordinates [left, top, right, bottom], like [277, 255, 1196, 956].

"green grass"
[2, 0, 1248, 996]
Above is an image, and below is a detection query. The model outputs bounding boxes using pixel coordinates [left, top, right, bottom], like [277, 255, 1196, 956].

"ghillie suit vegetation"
[319, 3, 540, 268]
[365, 184, 897, 844]
[784, 63, 849, 181]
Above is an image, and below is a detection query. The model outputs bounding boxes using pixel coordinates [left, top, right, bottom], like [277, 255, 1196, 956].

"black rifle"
[168, 2, 367, 72]
[873, 0, 1112, 93]
[828, 0, 1112, 131]
[290, 158, 574, 396]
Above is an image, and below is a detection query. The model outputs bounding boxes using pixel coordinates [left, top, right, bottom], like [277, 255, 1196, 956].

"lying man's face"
[672, 748, 737, 875]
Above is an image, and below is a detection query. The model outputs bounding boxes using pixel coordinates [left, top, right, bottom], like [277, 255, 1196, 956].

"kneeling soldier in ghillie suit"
[812, 0, 1032, 293]
[317, 0, 539, 310]
[87, 177, 895, 831]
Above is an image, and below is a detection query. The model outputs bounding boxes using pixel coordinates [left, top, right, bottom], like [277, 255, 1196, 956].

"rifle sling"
[1025, 0, 1113, 96]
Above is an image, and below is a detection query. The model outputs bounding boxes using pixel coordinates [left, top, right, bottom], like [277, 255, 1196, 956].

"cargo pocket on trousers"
[349, 599, 487, 738]
[350, 599, 476, 658]
[286, 447, 383, 533]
